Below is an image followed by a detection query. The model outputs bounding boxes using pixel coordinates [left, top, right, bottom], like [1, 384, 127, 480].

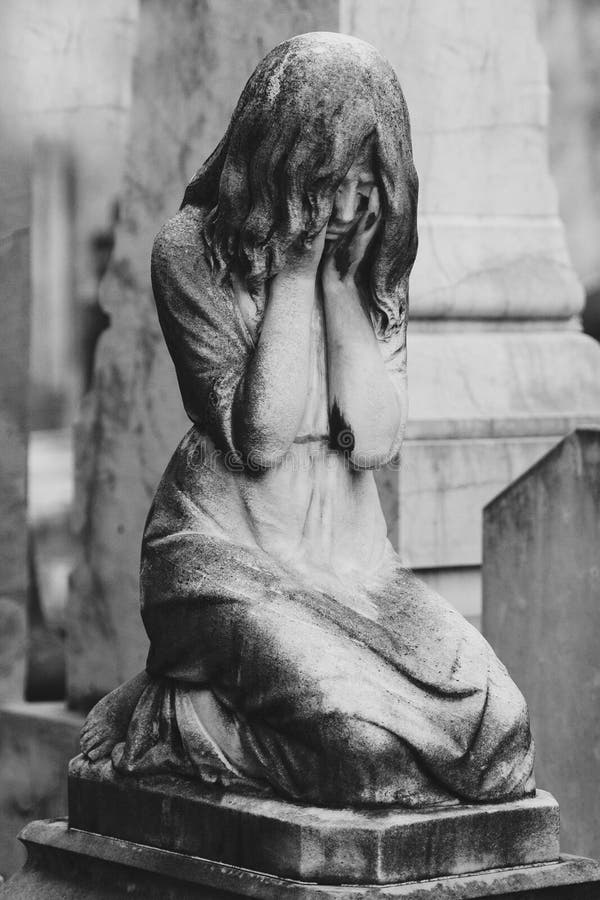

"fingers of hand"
[231, 271, 254, 304]
[369, 185, 380, 216]
[358, 186, 381, 235]
[305, 222, 327, 256]
[286, 224, 327, 275]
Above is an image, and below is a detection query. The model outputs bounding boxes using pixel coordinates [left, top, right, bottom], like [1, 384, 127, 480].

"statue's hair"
[181, 32, 418, 338]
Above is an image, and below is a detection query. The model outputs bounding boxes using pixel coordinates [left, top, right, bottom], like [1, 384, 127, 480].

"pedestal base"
[3, 819, 600, 899]
[68, 756, 560, 885]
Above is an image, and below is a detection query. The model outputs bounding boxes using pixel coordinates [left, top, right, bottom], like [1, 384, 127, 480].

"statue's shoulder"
[151, 204, 215, 297]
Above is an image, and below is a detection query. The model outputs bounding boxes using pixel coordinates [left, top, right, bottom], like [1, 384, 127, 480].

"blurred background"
[1, 0, 600, 882]
[1, 2, 136, 710]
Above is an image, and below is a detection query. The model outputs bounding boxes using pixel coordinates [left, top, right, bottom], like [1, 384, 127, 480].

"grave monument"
[4, 33, 600, 899]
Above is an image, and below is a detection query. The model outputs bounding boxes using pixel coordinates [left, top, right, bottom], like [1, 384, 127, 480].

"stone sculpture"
[80, 32, 535, 809]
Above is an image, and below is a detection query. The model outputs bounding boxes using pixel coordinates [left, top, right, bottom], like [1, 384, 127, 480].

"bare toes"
[86, 742, 112, 762]
[81, 729, 106, 756]
[81, 729, 97, 748]
[81, 737, 96, 756]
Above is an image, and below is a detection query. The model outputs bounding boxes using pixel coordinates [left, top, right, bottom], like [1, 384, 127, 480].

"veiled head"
[182, 32, 418, 337]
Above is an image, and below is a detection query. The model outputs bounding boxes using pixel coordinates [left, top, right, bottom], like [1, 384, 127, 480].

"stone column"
[537, 0, 600, 295]
[343, 0, 600, 623]
[0, 5, 31, 703]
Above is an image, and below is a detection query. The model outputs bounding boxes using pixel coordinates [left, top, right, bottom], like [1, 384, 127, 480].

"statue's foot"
[80, 672, 149, 762]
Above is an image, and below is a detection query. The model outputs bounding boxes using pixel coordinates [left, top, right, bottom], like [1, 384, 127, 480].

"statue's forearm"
[233, 272, 315, 465]
[324, 283, 403, 467]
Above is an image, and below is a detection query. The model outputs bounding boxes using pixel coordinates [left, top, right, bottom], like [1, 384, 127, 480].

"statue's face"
[325, 142, 377, 241]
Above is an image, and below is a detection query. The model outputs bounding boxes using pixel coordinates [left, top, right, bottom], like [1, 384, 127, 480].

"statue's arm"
[152, 207, 326, 467]
[382, 316, 408, 461]
[151, 209, 252, 452]
[323, 277, 405, 469]
[322, 188, 406, 469]
[231, 232, 327, 467]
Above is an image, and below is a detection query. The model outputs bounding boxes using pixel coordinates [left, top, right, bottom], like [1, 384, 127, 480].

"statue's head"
[182, 32, 418, 338]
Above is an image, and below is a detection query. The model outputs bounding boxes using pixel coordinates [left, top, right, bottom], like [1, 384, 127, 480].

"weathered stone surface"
[68, 757, 558, 885]
[482, 429, 600, 860]
[405, 333, 600, 434]
[0, 703, 83, 879]
[67, 0, 340, 710]
[4, 819, 600, 899]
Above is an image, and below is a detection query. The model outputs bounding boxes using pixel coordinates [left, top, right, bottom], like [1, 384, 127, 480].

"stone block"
[382, 435, 561, 569]
[68, 756, 559, 886]
[405, 333, 600, 431]
[0, 703, 83, 879]
[482, 429, 600, 860]
[4, 819, 600, 899]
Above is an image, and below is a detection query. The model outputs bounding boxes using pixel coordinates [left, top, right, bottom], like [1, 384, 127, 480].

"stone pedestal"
[13, 756, 598, 897]
[1, 757, 586, 898]
[68, 757, 559, 885]
[3, 819, 600, 899]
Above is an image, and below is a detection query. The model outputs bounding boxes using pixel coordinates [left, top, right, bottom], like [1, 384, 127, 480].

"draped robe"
[111, 203, 535, 808]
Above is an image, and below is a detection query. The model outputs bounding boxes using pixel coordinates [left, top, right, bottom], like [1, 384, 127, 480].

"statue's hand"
[285, 223, 328, 279]
[323, 187, 381, 290]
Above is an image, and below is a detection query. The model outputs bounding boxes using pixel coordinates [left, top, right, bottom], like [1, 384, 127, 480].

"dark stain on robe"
[329, 398, 355, 455]
[334, 244, 352, 280]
